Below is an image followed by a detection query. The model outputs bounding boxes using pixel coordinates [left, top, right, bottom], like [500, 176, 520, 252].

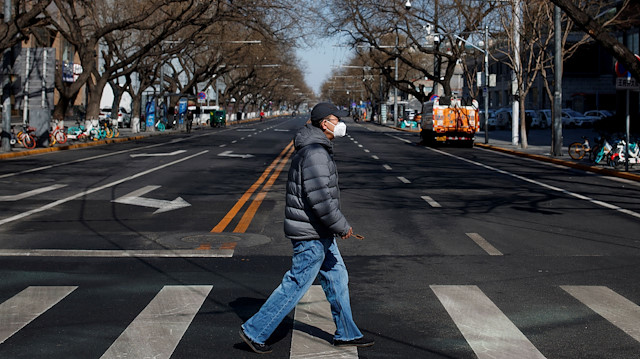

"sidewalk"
[374, 121, 640, 183]
[0, 126, 165, 160]
[0, 117, 270, 161]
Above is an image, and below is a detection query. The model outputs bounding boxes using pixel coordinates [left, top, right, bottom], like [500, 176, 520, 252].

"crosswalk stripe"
[0, 286, 77, 344]
[561, 286, 640, 342]
[431, 285, 546, 359]
[466, 233, 503, 256]
[291, 285, 357, 358]
[100, 285, 212, 359]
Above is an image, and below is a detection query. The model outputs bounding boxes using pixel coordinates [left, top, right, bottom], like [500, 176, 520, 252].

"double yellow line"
[211, 141, 295, 233]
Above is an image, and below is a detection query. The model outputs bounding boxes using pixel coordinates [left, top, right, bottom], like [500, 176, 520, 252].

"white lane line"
[383, 164, 392, 170]
[372, 155, 379, 160]
[358, 144, 363, 148]
[0, 249, 233, 258]
[427, 147, 640, 220]
[397, 176, 411, 184]
[466, 233, 503, 256]
[129, 150, 187, 158]
[291, 285, 358, 359]
[101, 285, 212, 359]
[0, 142, 171, 179]
[0, 286, 77, 344]
[0, 150, 208, 227]
[431, 285, 547, 359]
[364, 149, 370, 153]
[561, 286, 640, 342]
[0, 184, 67, 202]
[421, 195, 442, 208]
[219, 144, 227, 147]
[387, 134, 413, 144]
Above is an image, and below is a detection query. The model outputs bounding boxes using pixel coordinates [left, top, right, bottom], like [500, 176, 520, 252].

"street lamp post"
[453, 26, 490, 144]
[394, 30, 399, 127]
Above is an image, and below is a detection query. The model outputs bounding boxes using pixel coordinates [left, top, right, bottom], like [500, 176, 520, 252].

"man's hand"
[341, 227, 353, 239]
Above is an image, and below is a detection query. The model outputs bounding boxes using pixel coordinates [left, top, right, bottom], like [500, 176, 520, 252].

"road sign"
[197, 91, 206, 103]
[615, 54, 640, 78]
[616, 77, 640, 90]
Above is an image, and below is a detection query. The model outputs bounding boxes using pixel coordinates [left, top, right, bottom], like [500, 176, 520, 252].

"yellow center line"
[233, 144, 295, 233]
[210, 141, 294, 233]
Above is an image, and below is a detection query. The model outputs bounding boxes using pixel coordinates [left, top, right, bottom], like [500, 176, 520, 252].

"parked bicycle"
[16, 125, 37, 149]
[607, 139, 639, 169]
[49, 120, 68, 146]
[155, 120, 166, 132]
[591, 137, 614, 165]
[568, 136, 592, 160]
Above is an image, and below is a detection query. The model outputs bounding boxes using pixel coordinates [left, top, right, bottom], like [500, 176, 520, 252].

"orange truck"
[420, 96, 479, 147]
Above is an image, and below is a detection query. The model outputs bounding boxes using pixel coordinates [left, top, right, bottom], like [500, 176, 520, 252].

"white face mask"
[326, 121, 347, 138]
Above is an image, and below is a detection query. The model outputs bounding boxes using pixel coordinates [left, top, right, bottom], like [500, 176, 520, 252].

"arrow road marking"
[130, 150, 187, 158]
[112, 185, 191, 214]
[218, 150, 254, 159]
[0, 184, 67, 202]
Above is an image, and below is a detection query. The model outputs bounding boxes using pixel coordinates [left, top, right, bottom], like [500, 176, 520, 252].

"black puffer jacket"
[284, 123, 350, 240]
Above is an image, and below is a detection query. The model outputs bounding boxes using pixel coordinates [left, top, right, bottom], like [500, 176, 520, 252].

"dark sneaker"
[333, 336, 375, 347]
[239, 329, 273, 354]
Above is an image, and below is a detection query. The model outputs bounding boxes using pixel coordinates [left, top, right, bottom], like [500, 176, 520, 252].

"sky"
[296, 37, 352, 97]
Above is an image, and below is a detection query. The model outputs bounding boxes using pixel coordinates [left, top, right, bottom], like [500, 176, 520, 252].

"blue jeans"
[241, 237, 363, 344]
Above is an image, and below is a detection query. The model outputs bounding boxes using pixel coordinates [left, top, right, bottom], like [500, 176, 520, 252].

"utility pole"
[394, 29, 399, 127]
[1, 0, 12, 152]
[552, 5, 563, 156]
[511, 0, 521, 146]
[484, 24, 490, 144]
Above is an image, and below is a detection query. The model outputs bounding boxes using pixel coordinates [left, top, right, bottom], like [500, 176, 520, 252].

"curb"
[0, 133, 153, 160]
[475, 142, 640, 183]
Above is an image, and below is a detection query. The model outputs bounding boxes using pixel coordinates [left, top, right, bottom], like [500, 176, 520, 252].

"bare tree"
[0, 0, 52, 51]
[549, 0, 640, 81]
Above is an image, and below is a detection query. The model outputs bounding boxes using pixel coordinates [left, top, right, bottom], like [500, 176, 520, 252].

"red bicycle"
[16, 125, 37, 149]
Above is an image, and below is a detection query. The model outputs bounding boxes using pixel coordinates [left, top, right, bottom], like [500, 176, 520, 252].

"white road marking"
[0, 286, 77, 344]
[372, 155, 379, 160]
[397, 176, 411, 184]
[0, 150, 208, 227]
[100, 285, 212, 359]
[421, 195, 442, 208]
[383, 164, 392, 170]
[387, 134, 413, 144]
[291, 285, 357, 359]
[426, 147, 640, 220]
[0, 142, 170, 179]
[364, 149, 370, 153]
[217, 150, 254, 159]
[561, 286, 640, 342]
[0, 249, 233, 258]
[431, 285, 547, 359]
[129, 150, 186, 158]
[112, 185, 191, 214]
[466, 233, 503, 256]
[0, 184, 67, 202]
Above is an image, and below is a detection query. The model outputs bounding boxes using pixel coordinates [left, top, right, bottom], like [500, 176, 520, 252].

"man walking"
[239, 103, 374, 354]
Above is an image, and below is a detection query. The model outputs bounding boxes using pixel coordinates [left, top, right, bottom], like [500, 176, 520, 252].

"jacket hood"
[293, 123, 333, 152]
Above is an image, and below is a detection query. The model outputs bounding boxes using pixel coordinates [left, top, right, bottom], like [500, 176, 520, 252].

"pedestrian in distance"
[239, 102, 375, 354]
[260, 111, 265, 122]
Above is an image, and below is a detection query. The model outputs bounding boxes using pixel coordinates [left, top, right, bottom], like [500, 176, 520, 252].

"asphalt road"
[1, 115, 640, 358]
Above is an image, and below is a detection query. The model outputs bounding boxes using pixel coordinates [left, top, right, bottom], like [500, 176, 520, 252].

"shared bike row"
[568, 135, 640, 169]
[9, 119, 120, 149]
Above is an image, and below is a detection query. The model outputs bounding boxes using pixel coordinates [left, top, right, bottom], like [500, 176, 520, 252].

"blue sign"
[146, 100, 156, 128]
[178, 98, 188, 114]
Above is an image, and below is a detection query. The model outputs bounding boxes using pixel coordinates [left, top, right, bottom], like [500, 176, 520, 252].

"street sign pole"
[615, 56, 640, 172]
